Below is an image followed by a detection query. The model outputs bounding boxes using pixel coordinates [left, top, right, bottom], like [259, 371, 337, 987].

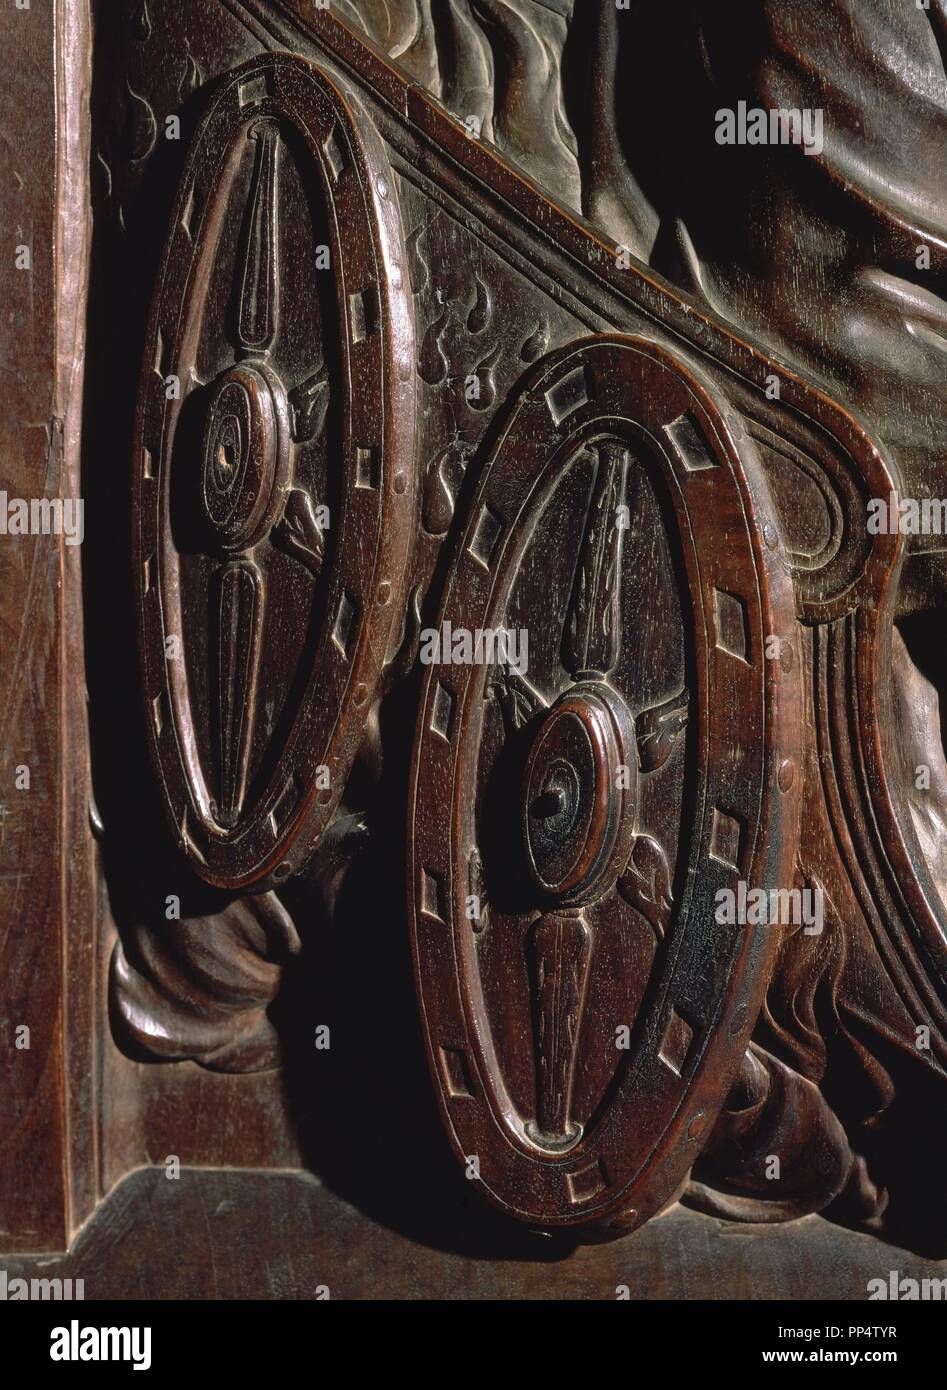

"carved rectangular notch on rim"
[567, 1157, 609, 1205]
[664, 412, 717, 471]
[323, 125, 348, 181]
[349, 286, 380, 344]
[430, 682, 455, 742]
[153, 328, 169, 381]
[714, 588, 750, 663]
[181, 187, 201, 241]
[269, 773, 301, 838]
[545, 365, 590, 426]
[238, 73, 272, 109]
[468, 504, 503, 570]
[658, 1006, 694, 1078]
[420, 867, 446, 925]
[332, 590, 358, 658]
[439, 1046, 475, 1100]
[355, 446, 379, 490]
[152, 689, 169, 739]
[710, 807, 743, 872]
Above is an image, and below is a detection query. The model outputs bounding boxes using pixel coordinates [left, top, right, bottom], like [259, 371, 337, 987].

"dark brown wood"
[3, 0, 947, 1289]
[6, 1166, 947, 1301]
[0, 0, 96, 1255]
[132, 51, 417, 891]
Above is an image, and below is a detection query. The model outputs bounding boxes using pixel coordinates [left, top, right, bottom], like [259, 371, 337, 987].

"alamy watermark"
[715, 880, 824, 935]
[868, 1271, 947, 1300]
[867, 492, 947, 536]
[419, 621, 529, 675]
[50, 1321, 151, 1371]
[715, 102, 824, 157]
[0, 1269, 84, 1300]
[0, 492, 84, 546]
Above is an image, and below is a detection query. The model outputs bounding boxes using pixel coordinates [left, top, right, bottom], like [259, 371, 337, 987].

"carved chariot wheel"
[133, 54, 416, 891]
[408, 336, 802, 1235]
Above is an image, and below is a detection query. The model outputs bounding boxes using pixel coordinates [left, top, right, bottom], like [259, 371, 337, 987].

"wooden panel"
[3, 1167, 946, 1301]
[0, 0, 95, 1252]
[3, 0, 947, 1282]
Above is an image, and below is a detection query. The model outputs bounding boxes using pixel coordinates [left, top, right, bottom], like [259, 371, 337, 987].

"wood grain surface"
[0, 0, 96, 1254]
[6, 1167, 945, 1301]
[3, 0, 947, 1283]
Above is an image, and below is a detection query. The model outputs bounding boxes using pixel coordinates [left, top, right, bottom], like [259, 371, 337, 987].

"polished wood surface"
[2, 0, 946, 1288]
[6, 1167, 947, 1301]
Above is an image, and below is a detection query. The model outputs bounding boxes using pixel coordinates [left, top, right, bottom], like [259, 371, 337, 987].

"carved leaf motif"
[617, 834, 673, 939]
[289, 370, 329, 443]
[636, 689, 689, 773]
[528, 912, 591, 1147]
[490, 665, 548, 732]
[236, 121, 280, 353]
[216, 561, 264, 827]
[275, 488, 326, 575]
[564, 443, 629, 678]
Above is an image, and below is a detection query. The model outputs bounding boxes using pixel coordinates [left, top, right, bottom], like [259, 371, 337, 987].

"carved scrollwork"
[110, 812, 371, 1073]
[111, 890, 301, 1074]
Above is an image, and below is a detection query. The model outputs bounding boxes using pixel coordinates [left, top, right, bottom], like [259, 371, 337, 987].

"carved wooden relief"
[409, 336, 801, 1233]
[6, 0, 947, 1292]
[102, 5, 944, 1251]
[133, 52, 416, 890]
